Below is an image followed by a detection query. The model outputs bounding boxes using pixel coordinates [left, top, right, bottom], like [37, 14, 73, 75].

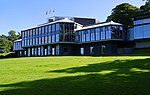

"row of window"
[80, 45, 107, 55]
[26, 45, 59, 56]
[13, 42, 23, 50]
[134, 18, 150, 25]
[22, 34, 59, 47]
[22, 23, 74, 38]
[134, 24, 150, 39]
[76, 26, 123, 43]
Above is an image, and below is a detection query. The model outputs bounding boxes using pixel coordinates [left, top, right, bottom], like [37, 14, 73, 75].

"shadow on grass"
[0, 58, 150, 95]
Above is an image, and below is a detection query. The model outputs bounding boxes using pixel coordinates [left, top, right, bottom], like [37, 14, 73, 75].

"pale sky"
[0, 0, 145, 35]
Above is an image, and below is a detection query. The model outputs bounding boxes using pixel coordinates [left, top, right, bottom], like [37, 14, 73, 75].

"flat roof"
[22, 18, 83, 31]
[14, 39, 22, 42]
[76, 21, 122, 31]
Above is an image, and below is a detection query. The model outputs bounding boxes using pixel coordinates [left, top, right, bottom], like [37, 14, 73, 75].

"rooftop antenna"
[45, 9, 55, 17]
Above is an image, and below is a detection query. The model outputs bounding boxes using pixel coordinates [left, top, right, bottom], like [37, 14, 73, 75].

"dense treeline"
[0, 30, 20, 53]
[107, 2, 150, 28]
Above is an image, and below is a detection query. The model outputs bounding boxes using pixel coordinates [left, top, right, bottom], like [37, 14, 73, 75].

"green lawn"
[0, 56, 150, 95]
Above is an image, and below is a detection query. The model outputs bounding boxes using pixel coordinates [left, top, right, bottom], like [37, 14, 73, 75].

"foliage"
[0, 56, 150, 95]
[7, 30, 19, 51]
[140, 2, 150, 15]
[107, 3, 139, 28]
[0, 37, 11, 53]
[8, 30, 18, 43]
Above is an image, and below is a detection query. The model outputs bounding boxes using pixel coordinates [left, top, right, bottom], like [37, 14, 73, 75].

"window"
[56, 34, 59, 42]
[101, 27, 105, 40]
[30, 30, 33, 37]
[42, 37, 44, 44]
[48, 35, 51, 43]
[36, 38, 38, 45]
[81, 31, 85, 42]
[30, 39, 33, 46]
[56, 45, 59, 55]
[38, 47, 41, 56]
[64, 47, 68, 53]
[27, 39, 29, 46]
[33, 29, 35, 36]
[101, 45, 106, 54]
[45, 26, 48, 34]
[106, 26, 111, 39]
[41, 46, 44, 56]
[44, 48, 47, 56]
[52, 35, 55, 43]
[52, 24, 55, 32]
[90, 46, 94, 55]
[22, 31, 25, 38]
[36, 28, 38, 35]
[91, 29, 95, 41]
[42, 27, 45, 34]
[79, 32, 82, 42]
[45, 36, 48, 44]
[32, 48, 34, 56]
[39, 27, 42, 35]
[96, 28, 100, 40]
[28, 30, 30, 37]
[48, 45, 51, 55]
[33, 38, 35, 45]
[52, 48, 55, 55]
[48, 25, 51, 34]
[134, 26, 143, 39]
[25, 31, 28, 38]
[134, 20, 143, 25]
[35, 47, 37, 56]
[60, 23, 64, 31]
[39, 37, 41, 44]
[25, 39, 27, 46]
[22, 40, 25, 47]
[143, 24, 150, 38]
[80, 47, 84, 55]
[24, 51, 27, 56]
[28, 48, 30, 56]
[56, 23, 59, 31]
[75, 33, 79, 42]
[86, 30, 90, 42]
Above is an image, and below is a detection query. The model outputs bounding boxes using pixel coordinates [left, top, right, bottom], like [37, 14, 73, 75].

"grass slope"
[0, 56, 150, 95]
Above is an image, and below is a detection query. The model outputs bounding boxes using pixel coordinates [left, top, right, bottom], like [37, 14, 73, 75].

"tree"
[8, 30, 18, 50]
[8, 30, 18, 42]
[140, 2, 150, 14]
[0, 38, 11, 53]
[107, 3, 139, 28]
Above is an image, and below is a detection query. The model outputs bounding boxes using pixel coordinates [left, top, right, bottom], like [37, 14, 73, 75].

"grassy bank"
[0, 56, 150, 95]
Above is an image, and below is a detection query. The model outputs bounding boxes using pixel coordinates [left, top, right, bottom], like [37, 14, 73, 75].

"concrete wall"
[136, 40, 150, 48]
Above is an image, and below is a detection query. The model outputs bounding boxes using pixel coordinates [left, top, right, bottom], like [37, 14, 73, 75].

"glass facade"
[21, 23, 75, 48]
[134, 24, 150, 39]
[134, 18, 150, 40]
[76, 25, 124, 43]
[134, 18, 150, 25]
[16, 20, 127, 57]
[13, 41, 23, 51]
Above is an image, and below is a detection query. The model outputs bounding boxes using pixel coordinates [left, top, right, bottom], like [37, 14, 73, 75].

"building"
[13, 15, 150, 57]
[133, 14, 150, 48]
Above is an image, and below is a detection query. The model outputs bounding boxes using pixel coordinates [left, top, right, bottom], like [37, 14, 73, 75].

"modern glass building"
[133, 16, 150, 48]
[74, 21, 128, 55]
[13, 16, 140, 56]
